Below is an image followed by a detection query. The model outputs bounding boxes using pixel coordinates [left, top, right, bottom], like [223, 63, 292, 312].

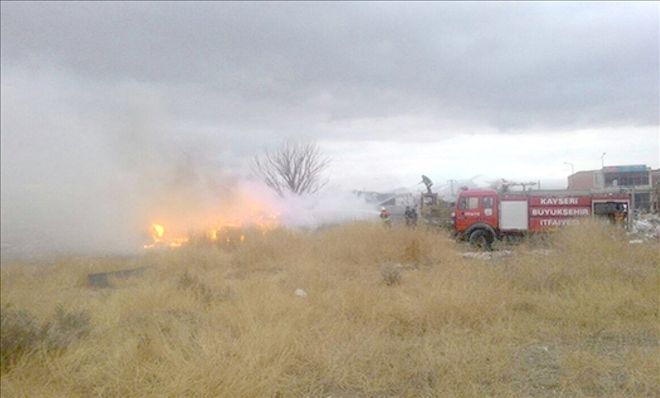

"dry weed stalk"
[1, 221, 657, 396]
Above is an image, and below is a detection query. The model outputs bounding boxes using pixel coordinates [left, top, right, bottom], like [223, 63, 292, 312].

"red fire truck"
[452, 188, 630, 248]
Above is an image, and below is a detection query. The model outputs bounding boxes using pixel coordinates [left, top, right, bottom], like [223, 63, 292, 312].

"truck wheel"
[469, 229, 493, 251]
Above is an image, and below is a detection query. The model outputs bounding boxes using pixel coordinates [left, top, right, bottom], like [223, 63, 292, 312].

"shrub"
[402, 239, 423, 265]
[380, 263, 403, 286]
[42, 305, 92, 352]
[177, 271, 215, 304]
[1, 304, 92, 372]
[0, 305, 41, 372]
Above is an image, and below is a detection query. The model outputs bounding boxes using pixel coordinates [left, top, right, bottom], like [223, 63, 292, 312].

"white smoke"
[272, 188, 378, 228]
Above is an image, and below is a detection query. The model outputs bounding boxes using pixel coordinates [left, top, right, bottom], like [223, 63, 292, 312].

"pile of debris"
[631, 213, 660, 241]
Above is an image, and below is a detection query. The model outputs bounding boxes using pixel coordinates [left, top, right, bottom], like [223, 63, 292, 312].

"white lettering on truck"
[539, 219, 581, 227]
[531, 208, 590, 217]
[539, 197, 579, 205]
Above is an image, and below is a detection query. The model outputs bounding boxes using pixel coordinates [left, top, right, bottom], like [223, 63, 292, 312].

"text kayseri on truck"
[451, 188, 630, 249]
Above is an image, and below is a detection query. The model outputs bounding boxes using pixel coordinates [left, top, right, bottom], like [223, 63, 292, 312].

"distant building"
[353, 190, 416, 207]
[353, 191, 396, 205]
[353, 190, 417, 218]
[567, 170, 598, 190]
[651, 168, 660, 213]
[567, 165, 656, 211]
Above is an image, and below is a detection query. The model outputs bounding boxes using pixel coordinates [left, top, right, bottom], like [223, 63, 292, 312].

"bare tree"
[252, 140, 331, 197]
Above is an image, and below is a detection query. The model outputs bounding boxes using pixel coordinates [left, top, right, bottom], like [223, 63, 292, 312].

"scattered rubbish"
[294, 288, 307, 298]
[632, 213, 660, 240]
[461, 250, 512, 260]
[460, 249, 554, 261]
[530, 249, 554, 256]
[628, 239, 644, 245]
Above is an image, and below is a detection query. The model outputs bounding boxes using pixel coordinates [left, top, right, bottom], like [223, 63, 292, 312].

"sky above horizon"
[1, 1, 658, 255]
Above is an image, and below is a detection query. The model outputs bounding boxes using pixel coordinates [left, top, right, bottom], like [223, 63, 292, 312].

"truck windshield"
[459, 197, 479, 210]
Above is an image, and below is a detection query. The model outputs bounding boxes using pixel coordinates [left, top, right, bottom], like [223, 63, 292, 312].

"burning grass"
[1, 221, 658, 396]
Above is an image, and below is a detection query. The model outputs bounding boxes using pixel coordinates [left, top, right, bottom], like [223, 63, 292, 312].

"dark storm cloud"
[2, 1, 658, 134]
[1, 2, 658, 258]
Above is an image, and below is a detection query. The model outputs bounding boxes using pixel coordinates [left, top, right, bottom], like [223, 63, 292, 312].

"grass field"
[1, 221, 658, 397]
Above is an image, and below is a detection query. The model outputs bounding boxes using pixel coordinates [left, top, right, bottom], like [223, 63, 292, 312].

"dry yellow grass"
[1, 221, 658, 397]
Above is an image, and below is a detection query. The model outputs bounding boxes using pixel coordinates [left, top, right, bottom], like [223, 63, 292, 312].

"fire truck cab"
[452, 188, 630, 248]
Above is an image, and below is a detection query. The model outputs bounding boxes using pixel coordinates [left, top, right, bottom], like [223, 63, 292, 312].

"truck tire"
[469, 229, 493, 251]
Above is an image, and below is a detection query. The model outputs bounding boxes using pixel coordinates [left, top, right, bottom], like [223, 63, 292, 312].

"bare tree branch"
[252, 140, 330, 197]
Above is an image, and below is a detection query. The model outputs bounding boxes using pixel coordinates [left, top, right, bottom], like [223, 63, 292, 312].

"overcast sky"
[1, 1, 658, 255]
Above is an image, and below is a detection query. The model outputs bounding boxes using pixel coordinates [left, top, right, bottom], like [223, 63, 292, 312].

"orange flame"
[152, 224, 165, 241]
[144, 222, 191, 249]
[142, 194, 280, 250]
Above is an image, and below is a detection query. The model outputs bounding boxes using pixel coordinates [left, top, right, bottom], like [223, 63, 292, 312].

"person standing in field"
[380, 207, 392, 228]
[410, 206, 418, 228]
